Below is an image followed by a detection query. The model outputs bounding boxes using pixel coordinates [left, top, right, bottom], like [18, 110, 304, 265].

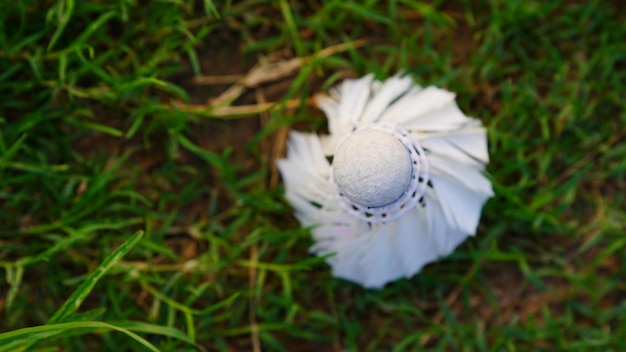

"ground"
[0, 0, 625, 351]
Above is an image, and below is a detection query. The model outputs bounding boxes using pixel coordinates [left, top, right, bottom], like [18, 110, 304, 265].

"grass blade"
[46, 0, 75, 51]
[47, 230, 145, 324]
[0, 321, 160, 352]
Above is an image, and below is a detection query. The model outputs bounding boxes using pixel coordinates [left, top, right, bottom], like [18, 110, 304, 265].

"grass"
[1, 0, 625, 350]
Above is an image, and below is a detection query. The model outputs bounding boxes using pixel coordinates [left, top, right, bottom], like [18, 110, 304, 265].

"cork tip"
[332, 129, 412, 208]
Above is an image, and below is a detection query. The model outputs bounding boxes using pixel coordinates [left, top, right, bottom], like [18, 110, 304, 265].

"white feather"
[390, 207, 439, 277]
[316, 94, 340, 132]
[339, 74, 374, 126]
[359, 223, 406, 288]
[277, 132, 335, 225]
[402, 103, 473, 131]
[282, 192, 321, 226]
[419, 127, 490, 165]
[429, 172, 492, 235]
[286, 131, 330, 173]
[359, 75, 414, 124]
[310, 220, 356, 250]
[423, 190, 472, 255]
[327, 235, 369, 285]
[427, 154, 493, 195]
[317, 75, 376, 150]
[278, 165, 330, 213]
[378, 86, 456, 125]
[309, 209, 366, 256]
[318, 133, 342, 156]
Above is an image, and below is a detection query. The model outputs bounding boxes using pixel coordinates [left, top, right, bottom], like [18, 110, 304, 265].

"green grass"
[1, 0, 625, 350]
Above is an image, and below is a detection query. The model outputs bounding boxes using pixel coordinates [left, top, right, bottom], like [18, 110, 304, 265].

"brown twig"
[248, 244, 261, 352]
[192, 74, 243, 85]
[256, 87, 272, 169]
[198, 38, 368, 108]
[173, 98, 313, 119]
[269, 126, 289, 189]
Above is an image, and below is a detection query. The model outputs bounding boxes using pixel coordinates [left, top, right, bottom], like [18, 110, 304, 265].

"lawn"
[1, 0, 625, 351]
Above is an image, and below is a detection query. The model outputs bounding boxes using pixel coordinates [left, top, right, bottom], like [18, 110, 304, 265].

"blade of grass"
[46, 0, 75, 51]
[47, 230, 145, 324]
[0, 321, 160, 352]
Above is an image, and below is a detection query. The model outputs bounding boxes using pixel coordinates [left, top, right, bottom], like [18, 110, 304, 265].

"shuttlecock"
[277, 74, 493, 288]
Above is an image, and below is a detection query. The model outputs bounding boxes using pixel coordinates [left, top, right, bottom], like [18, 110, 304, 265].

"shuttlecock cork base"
[332, 129, 411, 208]
[330, 123, 429, 224]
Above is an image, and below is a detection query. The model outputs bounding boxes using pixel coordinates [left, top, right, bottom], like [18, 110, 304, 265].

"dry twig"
[190, 39, 368, 111]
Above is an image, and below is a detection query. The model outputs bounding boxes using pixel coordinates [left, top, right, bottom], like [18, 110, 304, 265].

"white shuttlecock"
[277, 74, 493, 289]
